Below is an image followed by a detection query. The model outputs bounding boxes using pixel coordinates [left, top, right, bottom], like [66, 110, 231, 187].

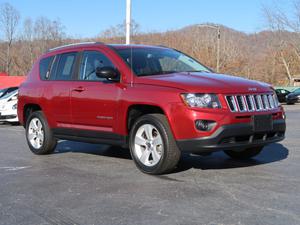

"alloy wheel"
[27, 118, 44, 149]
[134, 124, 163, 166]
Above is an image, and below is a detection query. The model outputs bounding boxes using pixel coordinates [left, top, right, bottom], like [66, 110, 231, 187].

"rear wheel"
[26, 111, 57, 155]
[224, 146, 264, 160]
[129, 114, 181, 174]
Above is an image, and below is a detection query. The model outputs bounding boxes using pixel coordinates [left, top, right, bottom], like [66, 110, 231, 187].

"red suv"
[18, 42, 286, 174]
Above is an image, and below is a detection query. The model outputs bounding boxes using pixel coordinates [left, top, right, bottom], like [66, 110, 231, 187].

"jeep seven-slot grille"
[225, 94, 278, 112]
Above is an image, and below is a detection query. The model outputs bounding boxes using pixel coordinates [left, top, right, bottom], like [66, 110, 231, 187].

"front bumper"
[0, 112, 18, 122]
[287, 97, 299, 104]
[177, 119, 286, 153]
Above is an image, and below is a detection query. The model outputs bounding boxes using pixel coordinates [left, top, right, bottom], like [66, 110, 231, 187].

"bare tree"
[263, 1, 300, 84]
[99, 20, 140, 41]
[0, 2, 20, 75]
[34, 17, 65, 52]
[12, 17, 66, 75]
[22, 18, 35, 65]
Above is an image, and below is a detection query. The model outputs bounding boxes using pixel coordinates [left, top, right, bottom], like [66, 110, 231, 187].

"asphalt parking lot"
[0, 105, 299, 225]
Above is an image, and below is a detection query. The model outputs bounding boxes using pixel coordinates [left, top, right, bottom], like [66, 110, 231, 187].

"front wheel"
[26, 111, 57, 155]
[129, 114, 181, 175]
[224, 146, 264, 160]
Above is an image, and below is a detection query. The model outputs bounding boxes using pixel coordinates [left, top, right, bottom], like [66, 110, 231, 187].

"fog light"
[195, 120, 216, 131]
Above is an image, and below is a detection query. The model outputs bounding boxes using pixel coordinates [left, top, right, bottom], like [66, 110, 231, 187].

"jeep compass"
[17, 42, 286, 174]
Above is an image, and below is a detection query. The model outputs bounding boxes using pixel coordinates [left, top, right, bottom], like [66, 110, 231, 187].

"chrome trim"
[268, 95, 275, 109]
[225, 93, 278, 112]
[236, 95, 247, 112]
[225, 96, 238, 112]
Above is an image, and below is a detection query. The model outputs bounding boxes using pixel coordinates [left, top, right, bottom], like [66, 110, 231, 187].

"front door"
[70, 50, 120, 134]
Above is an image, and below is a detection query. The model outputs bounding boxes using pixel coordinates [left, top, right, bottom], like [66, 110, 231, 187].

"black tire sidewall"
[129, 115, 170, 174]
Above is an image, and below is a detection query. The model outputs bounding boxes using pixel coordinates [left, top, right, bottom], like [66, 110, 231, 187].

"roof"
[108, 44, 167, 50]
[47, 42, 167, 53]
[0, 76, 26, 89]
[47, 42, 103, 52]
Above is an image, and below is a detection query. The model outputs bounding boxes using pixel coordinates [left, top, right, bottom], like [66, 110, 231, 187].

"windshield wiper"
[184, 70, 210, 73]
[138, 71, 177, 76]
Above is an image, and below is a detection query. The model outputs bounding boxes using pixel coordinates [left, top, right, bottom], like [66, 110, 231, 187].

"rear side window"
[55, 52, 77, 80]
[39, 56, 54, 80]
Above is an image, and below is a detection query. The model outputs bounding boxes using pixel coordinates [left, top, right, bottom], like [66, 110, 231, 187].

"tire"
[25, 111, 57, 155]
[129, 114, 181, 175]
[224, 146, 264, 160]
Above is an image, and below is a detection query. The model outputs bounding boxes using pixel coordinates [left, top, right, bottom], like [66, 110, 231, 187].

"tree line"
[0, 2, 299, 86]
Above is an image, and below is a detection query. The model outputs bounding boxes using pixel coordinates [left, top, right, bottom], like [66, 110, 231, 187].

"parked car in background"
[275, 88, 291, 103]
[0, 89, 19, 123]
[0, 87, 18, 98]
[286, 88, 300, 105]
[18, 42, 286, 174]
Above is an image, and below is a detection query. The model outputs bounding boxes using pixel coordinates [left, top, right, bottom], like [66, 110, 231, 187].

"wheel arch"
[23, 104, 42, 128]
[126, 104, 167, 133]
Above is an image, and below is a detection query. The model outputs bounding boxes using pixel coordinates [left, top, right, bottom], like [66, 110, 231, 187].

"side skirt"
[52, 128, 128, 148]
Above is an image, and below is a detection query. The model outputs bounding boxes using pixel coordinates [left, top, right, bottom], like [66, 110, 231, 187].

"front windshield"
[115, 47, 211, 76]
[0, 88, 8, 98]
[0, 89, 18, 100]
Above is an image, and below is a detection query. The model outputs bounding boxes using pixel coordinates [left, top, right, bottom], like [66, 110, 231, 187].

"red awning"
[0, 76, 26, 89]
[0, 72, 8, 76]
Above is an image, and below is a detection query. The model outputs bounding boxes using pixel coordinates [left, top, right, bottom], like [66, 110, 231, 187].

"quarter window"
[39, 56, 54, 80]
[79, 51, 115, 81]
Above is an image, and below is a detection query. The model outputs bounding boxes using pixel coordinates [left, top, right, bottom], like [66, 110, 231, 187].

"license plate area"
[252, 114, 273, 132]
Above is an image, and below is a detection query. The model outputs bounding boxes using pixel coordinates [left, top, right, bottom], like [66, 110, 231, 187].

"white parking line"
[0, 166, 31, 171]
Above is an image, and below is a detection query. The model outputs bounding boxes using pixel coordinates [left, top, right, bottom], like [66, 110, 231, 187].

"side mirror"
[95, 66, 119, 81]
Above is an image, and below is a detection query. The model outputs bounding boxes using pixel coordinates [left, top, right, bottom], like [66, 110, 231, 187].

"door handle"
[72, 86, 85, 92]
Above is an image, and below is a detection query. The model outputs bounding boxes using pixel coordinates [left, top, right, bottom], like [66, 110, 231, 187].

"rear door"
[45, 52, 79, 127]
[70, 50, 120, 133]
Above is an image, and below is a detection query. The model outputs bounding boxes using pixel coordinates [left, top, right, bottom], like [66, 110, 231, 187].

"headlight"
[12, 104, 17, 110]
[181, 93, 221, 108]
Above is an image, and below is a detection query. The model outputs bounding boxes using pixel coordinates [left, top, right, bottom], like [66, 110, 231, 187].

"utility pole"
[126, 0, 131, 45]
[216, 26, 220, 73]
[198, 24, 221, 73]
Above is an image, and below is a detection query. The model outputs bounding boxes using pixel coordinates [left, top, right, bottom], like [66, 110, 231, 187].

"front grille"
[225, 94, 279, 112]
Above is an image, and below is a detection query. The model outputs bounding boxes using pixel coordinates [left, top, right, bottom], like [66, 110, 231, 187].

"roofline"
[47, 42, 105, 52]
[47, 42, 172, 53]
[108, 44, 171, 49]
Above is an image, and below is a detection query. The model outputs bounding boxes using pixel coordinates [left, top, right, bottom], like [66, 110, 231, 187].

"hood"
[287, 92, 300, 97]
[135, 72, 272, 94]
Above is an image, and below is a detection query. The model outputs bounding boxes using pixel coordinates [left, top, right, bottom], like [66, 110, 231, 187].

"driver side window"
[79, 51, 114, 81]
